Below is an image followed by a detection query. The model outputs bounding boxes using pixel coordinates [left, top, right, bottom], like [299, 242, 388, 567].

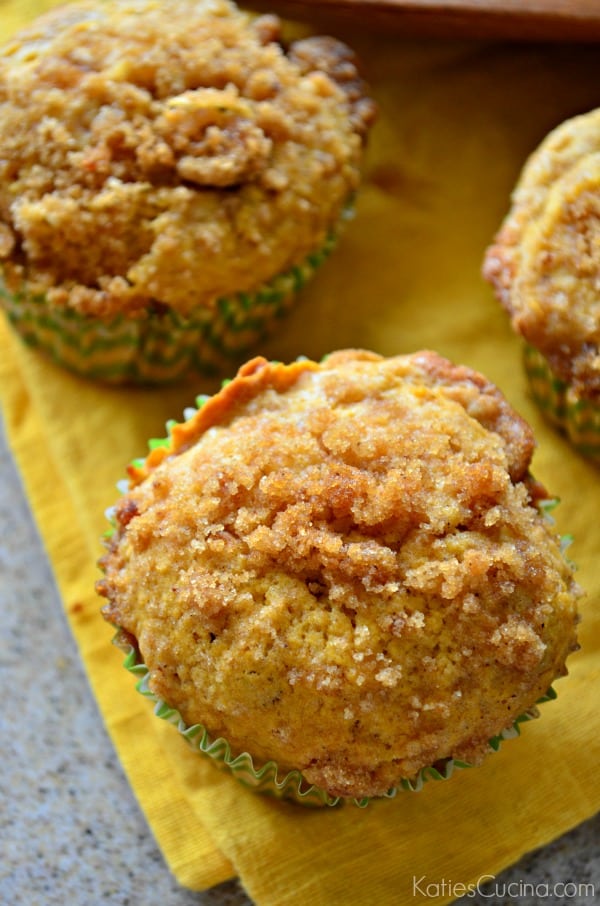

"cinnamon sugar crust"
[0, 0, 375, 318]
[99, 350, 580, 798]
[483, 109, 600, 396]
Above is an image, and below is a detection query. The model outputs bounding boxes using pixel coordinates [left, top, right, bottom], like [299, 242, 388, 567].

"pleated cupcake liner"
[524, 344, 600, 465]
[0, 231, 336, 385]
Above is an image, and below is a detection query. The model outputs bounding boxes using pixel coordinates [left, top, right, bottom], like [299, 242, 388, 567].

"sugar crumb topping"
[0, 0, 375, 317]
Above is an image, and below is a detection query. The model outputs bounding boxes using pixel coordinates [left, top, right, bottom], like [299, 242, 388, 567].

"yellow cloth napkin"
[1, 3, 600, 903]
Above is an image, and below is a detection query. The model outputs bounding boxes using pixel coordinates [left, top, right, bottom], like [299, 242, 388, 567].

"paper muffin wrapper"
[114, 633, 557, 809]
[524, 344, 600, 464]
[0, 231, 337, 385]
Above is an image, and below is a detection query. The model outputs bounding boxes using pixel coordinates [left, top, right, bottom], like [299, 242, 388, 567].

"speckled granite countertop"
[1, 415, 598, 906]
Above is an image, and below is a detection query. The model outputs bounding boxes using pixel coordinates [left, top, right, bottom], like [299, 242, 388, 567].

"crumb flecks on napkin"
[1, 3, 599, 903]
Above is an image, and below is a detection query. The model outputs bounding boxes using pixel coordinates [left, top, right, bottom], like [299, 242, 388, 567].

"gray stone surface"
[1, 415, 598, 906]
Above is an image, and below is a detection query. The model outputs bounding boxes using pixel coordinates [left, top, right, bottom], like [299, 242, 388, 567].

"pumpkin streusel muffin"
[0, 0, 375, 383]
[98, 349, 580, 805]
[483, 108, 600, 463]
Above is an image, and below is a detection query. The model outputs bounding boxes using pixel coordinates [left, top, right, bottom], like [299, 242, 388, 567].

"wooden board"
[1, 0, 600, 40]
[247, 0, 600, 39]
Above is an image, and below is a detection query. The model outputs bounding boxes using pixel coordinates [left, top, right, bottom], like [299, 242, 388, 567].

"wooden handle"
[250, 0, 600, 39]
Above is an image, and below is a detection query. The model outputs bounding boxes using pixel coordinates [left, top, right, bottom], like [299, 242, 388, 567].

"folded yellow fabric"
[1, 3, 600, 904]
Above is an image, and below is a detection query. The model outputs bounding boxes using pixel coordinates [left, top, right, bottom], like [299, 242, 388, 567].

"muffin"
[483, 108, 600, 462]
[98, 349, 580, 805]
[0, 0, 375, 384]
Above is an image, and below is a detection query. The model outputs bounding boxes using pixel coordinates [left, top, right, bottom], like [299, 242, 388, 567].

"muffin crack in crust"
[0, 0, 375, 318]
[99, 350, 580, 799]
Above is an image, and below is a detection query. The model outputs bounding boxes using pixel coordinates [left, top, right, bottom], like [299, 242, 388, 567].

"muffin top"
[0, 0, 375, 318]
[99, 350, 580, 799]
[483, 108, 600, 396]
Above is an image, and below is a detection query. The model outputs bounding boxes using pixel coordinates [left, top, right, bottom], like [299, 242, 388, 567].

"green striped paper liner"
[524, 344, 600, 464]
[115, 634, 556, 808]
[0, 232, 336, 385]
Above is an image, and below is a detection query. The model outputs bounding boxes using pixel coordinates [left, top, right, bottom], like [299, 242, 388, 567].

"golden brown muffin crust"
[0, 0, 375, 318]
[483, 109, 600, 395]
[99, 350, 579, 798]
